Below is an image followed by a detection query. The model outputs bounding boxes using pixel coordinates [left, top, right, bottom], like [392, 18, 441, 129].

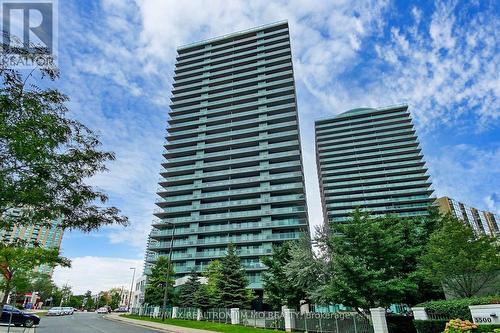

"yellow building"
[436, 196, 499, 237]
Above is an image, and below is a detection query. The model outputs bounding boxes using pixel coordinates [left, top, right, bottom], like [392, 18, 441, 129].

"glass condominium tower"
[315, 105, 434, 224]
[146, 21, 309, 289]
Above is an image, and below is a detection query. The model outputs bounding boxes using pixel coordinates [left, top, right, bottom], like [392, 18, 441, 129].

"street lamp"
[162, 222, 175, 321]
[128, 267, 136, 311]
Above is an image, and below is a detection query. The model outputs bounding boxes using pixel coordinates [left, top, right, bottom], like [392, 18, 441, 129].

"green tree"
[144, 257, 175, 306]
[83, 290, 95, 310]
[295, 210, 442, 313]
[110, 291, 121, 309]
[203, 259, 223, 307]
[0, 241, 70, 306]
[0, 50, 128, 232]
[419, 215, 500, 298]
[217, 243, 252, 309]
[67, 295, 84, 309]
[178, 269, 201, 307]
[262, 241, 309, 309]
[29, 273, 56, 302]
[194, 284, 211, 311]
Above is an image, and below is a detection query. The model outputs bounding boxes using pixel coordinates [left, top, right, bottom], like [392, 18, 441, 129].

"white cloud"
[53, 257, 143, 294]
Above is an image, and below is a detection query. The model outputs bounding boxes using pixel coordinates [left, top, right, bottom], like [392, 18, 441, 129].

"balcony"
[154, 206, 306, 221]
[149, 218, 306, 238]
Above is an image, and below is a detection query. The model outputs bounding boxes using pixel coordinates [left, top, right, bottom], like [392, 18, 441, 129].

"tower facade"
[146, 21, 309, 289]
[315, 105, 434, 224]
[436, 196, 500, 236]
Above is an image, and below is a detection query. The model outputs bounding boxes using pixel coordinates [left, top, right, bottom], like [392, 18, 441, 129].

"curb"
[104, 314, 173, 332]
[104, 314, 218, 333]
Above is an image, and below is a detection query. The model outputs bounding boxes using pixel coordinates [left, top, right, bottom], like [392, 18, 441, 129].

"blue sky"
[48, 0, 500, 293]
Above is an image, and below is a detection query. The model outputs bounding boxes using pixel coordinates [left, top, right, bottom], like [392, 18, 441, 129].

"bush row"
[413, 320, 500, 333]
[417, 296, 500, 320]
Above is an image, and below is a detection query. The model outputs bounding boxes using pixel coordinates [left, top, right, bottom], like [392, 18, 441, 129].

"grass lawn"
[121, 314, 282, 333]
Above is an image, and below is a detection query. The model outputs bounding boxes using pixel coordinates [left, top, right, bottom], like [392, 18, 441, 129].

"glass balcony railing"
[149, 219, 306, 238]
[174, 46, 291, 80]
[321, 153, 423, 170]
[174, 54, 292, 85]
[172, 69, 293, 101]
[321, 160, 425, 177]
[154, 206, 306, 221]
[190, 194, 305, 211]
[317, 134, 416, 152]
[325, 181, 431, 194]
[320, 144, 420, 161]
[168, 101, 295, 130]
[325, 187, 432, 201]
[172, 61, 292, 93]
[315, 117, 411, 136]
[159, 159, 301, 185]
[318, 128, 415, 147]
[326, 196, 432, 208]
[169, 93, 295, 122]
[175, 33, 289, 69]
[317, 122, 413, 141]
[315, 111, 410, 130]
[170, 85, 294, 115]
[171, 77, 294, 108]
[150, 232, 302, 249]
[166, 149, 299, 173]
[165, 129, 298, 156]
[321, 167, 428, 182]
[175, 26, 289, 61]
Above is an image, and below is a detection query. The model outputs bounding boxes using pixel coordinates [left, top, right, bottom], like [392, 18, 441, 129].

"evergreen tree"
[194, 284, 211, 311]
[262, 241, 309, 309]
[178, 269, 201, 307]
[144, 256, 175, 306]
[217, 243, 251, 309]
[203, 259, 223, 307]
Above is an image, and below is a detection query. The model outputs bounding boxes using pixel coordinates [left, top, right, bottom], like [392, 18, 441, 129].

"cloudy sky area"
[50, 0, 500, 294]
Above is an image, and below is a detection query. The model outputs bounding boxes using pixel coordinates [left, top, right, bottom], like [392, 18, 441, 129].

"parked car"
[47, 307, 64, 316]
[96, 307, 108, 314]
[62, 307, 74, 315]
[113, 307, 128, 312]
[1, 305, 40, 327]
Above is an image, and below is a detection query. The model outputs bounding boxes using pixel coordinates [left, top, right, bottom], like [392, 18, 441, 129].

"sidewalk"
[104, 313, 219, 333]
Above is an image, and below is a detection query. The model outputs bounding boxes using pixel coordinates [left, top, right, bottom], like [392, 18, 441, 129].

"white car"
[47, 307, 64, 316]
[62, 307, 74, 315]
[96, 307, 108, 314]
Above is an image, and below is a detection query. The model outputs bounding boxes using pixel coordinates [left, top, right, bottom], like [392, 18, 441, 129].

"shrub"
[417, 296, 500, 320]
[474, 325, 500, 332]
[444, 319, 477, 332]
[413, 319, 448, 333]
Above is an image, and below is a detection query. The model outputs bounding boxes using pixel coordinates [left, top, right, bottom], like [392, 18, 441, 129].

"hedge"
[413, 319, 448, 333]
[413, 320, 500, 333]
[417, 295, 500, 320]
[474, 324, 500, 332]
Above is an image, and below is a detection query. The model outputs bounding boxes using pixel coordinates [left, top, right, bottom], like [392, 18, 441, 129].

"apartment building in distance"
[1, 209, 64, 275]
[146, 21, 309, 289]
[436, 196, 500, 237]
[315, 105, 435, 224]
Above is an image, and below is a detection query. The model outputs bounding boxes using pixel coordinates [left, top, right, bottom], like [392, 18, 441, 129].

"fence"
[202, 308, 231, 323]
[130, 305, 389, 333]
[294, 312, 374, 333]
[240, 310, 285, 329]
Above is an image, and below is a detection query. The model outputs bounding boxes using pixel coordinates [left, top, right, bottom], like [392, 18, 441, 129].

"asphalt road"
[0, 312, 162, 333]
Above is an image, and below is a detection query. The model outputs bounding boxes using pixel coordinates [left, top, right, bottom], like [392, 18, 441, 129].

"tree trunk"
[0, 278, 12, 313]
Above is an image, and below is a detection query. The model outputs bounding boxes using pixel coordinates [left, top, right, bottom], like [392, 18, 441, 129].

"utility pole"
[162, 222, 175, 321]
[127, 267, 136, 311]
